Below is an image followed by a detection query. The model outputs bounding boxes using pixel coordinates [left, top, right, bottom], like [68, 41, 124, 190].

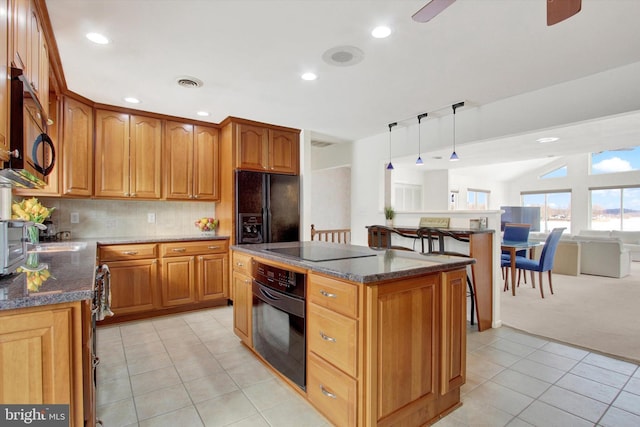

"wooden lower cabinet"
[0, 301, 88, 427]
[231, 251, 252, 346]
[99, 239, 229, 322]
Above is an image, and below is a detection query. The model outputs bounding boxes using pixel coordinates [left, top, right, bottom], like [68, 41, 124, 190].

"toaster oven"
[0, 220, 31, 275]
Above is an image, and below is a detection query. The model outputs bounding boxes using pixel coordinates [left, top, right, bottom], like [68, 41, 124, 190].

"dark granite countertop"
[0, 234, 231, 311]
[231, 241, 475, 284]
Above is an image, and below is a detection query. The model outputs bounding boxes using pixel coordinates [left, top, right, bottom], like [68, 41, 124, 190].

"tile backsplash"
[30, 197, 217, 239]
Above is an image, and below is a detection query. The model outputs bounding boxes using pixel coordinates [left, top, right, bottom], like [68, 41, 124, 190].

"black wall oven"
[252, 260, 306, 390]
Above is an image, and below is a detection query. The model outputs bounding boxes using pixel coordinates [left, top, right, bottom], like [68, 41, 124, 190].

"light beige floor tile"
[502, 331, 549, 349]
[173, 353, 224, 382]
[509, 359, 565, 383]
[97, 360, 129, 383]
[166, 342, 211, 361]
[97, 342, 126, 364]
[464, 381, 533, 416]
[242, 377, 301, 411]
[130, 366, 182, 396]
[226, 359, 276, 388]
[491, 369, 551, 398]
[133, 383, 192, 420]
[184, 372, 239, 403]
[505, 418, 535, 427]
[260, 393, 328, 427]
[538, 385, 608, 422]
[525, 349, 580, 371]
[156, 324, 193, 340]
[96, 376, 132, 406]
[490, 338, 537, 358]
[120, 321, 157, 337]
[213, 345, 255, 370]
[123, 339, 167, 361]
[570, 361, 630, 388]
[459, 370, 487, 396]
[583, 353, 638, 375]
[613, 390, 640, 416]
[466, 352, 506, 380]
[121, 330, 161, 347]
[126, 351, 173, 376]
[555, 373, 620, 404]
[518, 400, 594, 427]
[182, 310, 217, 325]
[96, 397, 137, 427]
[443, 398, 514, 427]
[471, 346, 522, 368]
[138, 405, 204, 427]
[202, 333, 246, 356]
[539, 341, 589, 361]
[195, 389, 258, 427]
[224, 413, 270, 427]
[151, 315, 188, 331]
[623, 376, 640, 395]
[599, 406, 640, 427]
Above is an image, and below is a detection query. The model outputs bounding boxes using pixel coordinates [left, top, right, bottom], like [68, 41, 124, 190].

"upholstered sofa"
[577, 230, 640, 261]
[572, 235, 631, 278]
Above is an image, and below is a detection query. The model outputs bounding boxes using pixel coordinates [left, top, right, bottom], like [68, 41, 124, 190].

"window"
[541, 166, 567, 179]
[467, 189, 489, 210]
[590, 186, 640, 231]
[522, 191, 571, 233]
[394, 183, 422, 211]
[591, 146, 640, 175]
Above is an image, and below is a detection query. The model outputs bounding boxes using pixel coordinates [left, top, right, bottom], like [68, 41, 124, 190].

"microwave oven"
[0, 220, 31, 275]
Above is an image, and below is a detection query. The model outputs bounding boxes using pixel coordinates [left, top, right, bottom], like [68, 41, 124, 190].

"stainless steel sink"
[29, 241, 87, 253]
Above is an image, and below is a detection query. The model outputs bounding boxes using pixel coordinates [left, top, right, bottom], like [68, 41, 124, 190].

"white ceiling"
[45, 0, 640, 173]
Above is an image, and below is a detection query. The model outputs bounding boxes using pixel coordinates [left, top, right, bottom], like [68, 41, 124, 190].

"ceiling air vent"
[176, 76, 203, 88]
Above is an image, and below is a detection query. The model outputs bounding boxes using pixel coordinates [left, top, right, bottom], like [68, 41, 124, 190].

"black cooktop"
[266, 246, 377, 262]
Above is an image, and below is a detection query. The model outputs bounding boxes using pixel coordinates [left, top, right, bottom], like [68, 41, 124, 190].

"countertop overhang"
[232, 241, 475, 284]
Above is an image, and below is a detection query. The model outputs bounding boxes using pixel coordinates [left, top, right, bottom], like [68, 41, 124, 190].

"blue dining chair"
[501, 223, 531, 286]
[514, 227, 566, 298]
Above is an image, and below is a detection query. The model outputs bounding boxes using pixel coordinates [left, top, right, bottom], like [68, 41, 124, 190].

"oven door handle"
[258, 286, 282, 302]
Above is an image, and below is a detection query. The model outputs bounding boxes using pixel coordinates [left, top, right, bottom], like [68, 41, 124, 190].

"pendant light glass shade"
[449, 102, 464, 162]
[416, 113, 427, 166]
[387, 122, 397, 170]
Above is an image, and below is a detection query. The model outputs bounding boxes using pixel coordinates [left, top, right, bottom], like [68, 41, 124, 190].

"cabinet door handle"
[320, 385, 337, 399]
[124, 192, 130, 196]
[131, 193, 136, 197]
[207, 245, 221, 250]
[194, 195, 199, 199]
[319, 290, 337, 298]
[319, 331, 336, 343]
[122, 251, 138, 255]
[244, 279, 250, 284]
[236, 262, 244, 267]
[93, 356, 100, 368]
[172, 248, 186, 252]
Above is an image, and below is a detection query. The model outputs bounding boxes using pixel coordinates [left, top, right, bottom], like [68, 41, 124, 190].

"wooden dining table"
[501, 240, 543, 296]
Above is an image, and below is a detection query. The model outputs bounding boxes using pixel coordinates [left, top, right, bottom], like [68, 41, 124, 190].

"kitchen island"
[231, 241, 475, 427]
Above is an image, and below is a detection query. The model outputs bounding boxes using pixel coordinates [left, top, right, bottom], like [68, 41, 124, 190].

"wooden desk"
[392, 227, 494, 332]
[501, 241, 543, 296]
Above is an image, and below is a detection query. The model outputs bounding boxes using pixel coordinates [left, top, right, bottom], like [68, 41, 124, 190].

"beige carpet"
[500, 261, 640, 363]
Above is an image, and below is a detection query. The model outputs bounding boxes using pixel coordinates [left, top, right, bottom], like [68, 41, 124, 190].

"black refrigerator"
[235, 170, 300, 244]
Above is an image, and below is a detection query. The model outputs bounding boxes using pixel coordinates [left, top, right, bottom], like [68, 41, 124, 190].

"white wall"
[310, 166, 351, 229]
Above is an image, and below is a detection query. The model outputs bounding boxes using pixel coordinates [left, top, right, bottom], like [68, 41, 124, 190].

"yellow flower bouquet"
[11, 197, 55, 244]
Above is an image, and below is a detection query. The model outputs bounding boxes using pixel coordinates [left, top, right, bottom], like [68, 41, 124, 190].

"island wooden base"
[232, 250, 468, 426]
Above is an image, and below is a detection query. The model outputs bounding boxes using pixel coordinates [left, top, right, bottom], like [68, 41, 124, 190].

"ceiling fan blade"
[547, 0, 582, 26]
[412, 0, 456, 23]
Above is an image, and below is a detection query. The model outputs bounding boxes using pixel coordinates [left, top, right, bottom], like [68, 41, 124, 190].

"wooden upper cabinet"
[95, 110, 162, 199]
[236, 123, 299, 174]
[11, 0, 29, 71]
[270, 129, 299, 174]
[130, 115, 162, 198]
[164, 121, 219, 201]
[193, 125, 220, 201]
[0, 0, 9, 160]
[236, 124, 268, 171]
[62, 97, 93, 196]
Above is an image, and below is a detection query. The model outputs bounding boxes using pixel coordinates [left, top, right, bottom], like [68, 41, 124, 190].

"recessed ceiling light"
[301, 72, 317, 81]
[196, 111, 210, 117]
[86, 32, 109, 44]
[371, 26, 391, 38]
[536, 137, 559, 143]
[124, 97, 140, 104]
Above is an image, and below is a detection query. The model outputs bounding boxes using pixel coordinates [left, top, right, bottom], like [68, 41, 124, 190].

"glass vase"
[27, 225, 39, 245]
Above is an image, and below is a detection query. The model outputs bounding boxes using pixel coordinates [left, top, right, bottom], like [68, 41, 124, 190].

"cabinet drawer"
[308, 303, 358, 377]
[99, 244, 157, 261]
[160, 240, 228, 257]
[309, 274, 358, 318]
[232, 252, 252, 275]
[307, 352, 357, 427]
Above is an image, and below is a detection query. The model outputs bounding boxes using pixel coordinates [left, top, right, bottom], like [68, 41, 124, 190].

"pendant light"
[386, 122, 397, 170]
[416, 113, 428, 165]
[449, 102, 464, 161]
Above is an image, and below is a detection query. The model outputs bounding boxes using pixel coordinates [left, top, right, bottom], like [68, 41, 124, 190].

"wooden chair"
[367, 225, 417, 251]
[310, 224, 351, 244]
[416, 227, 477, 326]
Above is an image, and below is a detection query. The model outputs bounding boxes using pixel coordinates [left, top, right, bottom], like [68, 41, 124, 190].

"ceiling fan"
[412, 0, 582, 26]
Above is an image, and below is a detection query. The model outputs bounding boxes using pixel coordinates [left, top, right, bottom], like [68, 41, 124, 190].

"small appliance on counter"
[0, 219, 32, 275]
[39, 219, 56, 241]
